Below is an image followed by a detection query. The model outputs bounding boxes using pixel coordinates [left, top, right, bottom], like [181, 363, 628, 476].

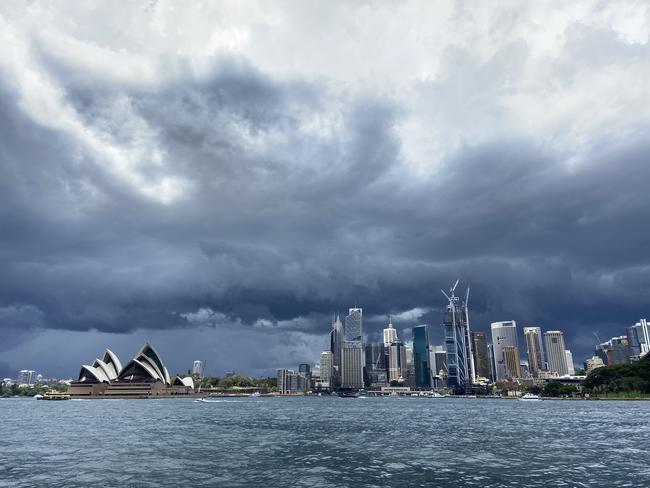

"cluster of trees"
[177, 374, 277, 390]
[526, 381, 578, 397]
[0, 382, 67, 397]
[583, 355, 650, 396]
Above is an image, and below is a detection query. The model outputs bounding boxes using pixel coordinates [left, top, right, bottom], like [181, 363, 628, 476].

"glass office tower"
[412, 325, 431, 388]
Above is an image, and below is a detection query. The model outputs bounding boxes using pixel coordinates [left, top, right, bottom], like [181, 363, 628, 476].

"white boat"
[520, 393, 542, 401]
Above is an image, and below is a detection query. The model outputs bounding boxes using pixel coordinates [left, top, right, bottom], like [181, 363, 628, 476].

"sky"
[1, 0, 650, 379]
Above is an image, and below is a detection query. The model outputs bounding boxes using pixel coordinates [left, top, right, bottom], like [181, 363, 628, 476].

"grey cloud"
[1, 3, 650, 376]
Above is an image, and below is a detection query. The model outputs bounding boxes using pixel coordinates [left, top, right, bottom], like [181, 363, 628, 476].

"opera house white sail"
[69, 342, 194, 399]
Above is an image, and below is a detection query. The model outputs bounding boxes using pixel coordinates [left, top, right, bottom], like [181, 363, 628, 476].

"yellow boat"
[37, 391, 71, 401]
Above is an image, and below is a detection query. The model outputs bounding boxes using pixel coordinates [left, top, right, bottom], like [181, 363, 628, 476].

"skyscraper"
[565, 350, 575, 375]
[471, 331, 491, 379]
[502, 346, 522, 378]
[523, 327, 546, 378]
[429, 345, 447, 388]
[412, 325, 431, 388]
[364, 342, 388, 386]
[388, 339, 408, 383]
[341, 308, 364, 389]
[491, 321, 519, 381]
[544, 331, 569, 376]
[626, 319, 650, 359]
[596, 336, 629, 366]
[441, 281, 475, 393]
[319, 351, 333, 389]
[383, 318, 398, 346]
[330, 314, 343, 387]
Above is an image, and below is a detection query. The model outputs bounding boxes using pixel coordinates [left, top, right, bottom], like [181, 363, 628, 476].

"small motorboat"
[519, 393, 542, 401]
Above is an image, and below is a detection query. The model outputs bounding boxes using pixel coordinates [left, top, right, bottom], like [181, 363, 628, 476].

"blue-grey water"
[1, 396, 649, 487]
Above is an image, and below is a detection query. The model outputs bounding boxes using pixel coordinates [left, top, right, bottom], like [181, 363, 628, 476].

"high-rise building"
[388, 340, 408, 383]
[413, 325, 431, 388]
[595, 336, 629, 366]
[344, 308, 363, 345]
[491, 321, 519, 381]
[502, 346, 522, 378]
[330, 314, 343, 387]
[429, 345, 447, 388]
[626, 319, 650, 359]
[442, 282, 475, 393]
[341, 348, 364, 389]
[364, 342, 388, 387]
[319, 351, 333, 389]
[383, 318, 398, 346]
[471, 331, 491, 380]
[544, 331, 569, 376]
[341, 308, 364, 389]
[192, 360, 204, 376]
[565, 350, 575, 375]
[523, 327, 545, 377]
[277, 368, 296, 395]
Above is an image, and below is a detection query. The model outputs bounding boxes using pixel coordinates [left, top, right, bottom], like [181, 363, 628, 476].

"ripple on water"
[1, 397, 649, 487]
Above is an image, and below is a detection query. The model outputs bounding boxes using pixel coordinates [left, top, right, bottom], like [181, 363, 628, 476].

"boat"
[37, 391, 71, 401]
[337, 391, 360, 398]
[250, 392, 261, 397]
[520, 393, 542, 401]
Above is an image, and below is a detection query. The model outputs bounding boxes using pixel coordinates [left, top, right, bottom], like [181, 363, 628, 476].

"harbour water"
[1, 396, 648, 487]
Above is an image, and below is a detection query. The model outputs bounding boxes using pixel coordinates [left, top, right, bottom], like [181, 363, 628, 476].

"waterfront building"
[68, 343, 193, 398]
[319, 351, 333, 389]
[502, 346, 522, 378]
[523, 327, 546, 378]
[388, 340, 408, 383]
[364, 342, 388, 387]
[278, 368, 298, 394]
[595, 336, 630, 366]
[491, 321, 519, 381]
[384, 318, 398, 346]
[330, 314, 343, 387]
[626, 319, 650, 359]
[192, 360, 204, 376]
[565, 350, 575, 375]
[471, 331, 491, 380]
[413, 325, 431, 388]
[585, 355, 605, 374]
[442, 282, 475, 393]
[544, 331, 569, 376]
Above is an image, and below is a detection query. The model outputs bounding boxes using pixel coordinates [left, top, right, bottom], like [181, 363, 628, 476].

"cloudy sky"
[1, 1, 649, 378]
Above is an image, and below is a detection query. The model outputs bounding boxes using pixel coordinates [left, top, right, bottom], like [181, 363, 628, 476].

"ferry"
[519, 393, 542, 401]
[37, 391, 71, 401]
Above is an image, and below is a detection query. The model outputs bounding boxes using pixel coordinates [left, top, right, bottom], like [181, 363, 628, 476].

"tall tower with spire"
[383, 316, 398, 346]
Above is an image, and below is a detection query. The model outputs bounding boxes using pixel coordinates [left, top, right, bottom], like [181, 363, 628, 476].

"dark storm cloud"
[1, 2, 650, 374]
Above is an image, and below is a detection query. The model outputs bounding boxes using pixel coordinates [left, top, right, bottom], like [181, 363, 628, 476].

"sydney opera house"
[67, 343, 195, 398]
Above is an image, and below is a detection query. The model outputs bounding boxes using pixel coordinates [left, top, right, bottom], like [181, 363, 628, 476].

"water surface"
[1, 396, 648, 487]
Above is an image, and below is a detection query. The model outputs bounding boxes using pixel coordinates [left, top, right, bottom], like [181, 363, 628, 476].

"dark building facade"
[413, 325, 431, 388]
